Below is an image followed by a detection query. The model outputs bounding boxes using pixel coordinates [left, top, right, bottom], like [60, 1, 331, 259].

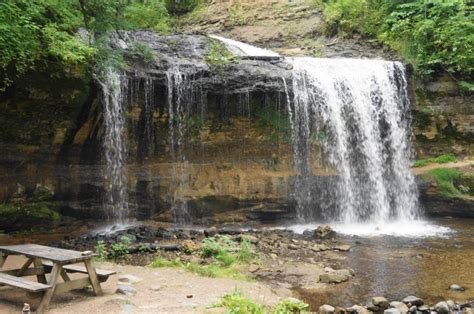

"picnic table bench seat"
[41, 260, 116, 282]
[0, 273, 51, 293]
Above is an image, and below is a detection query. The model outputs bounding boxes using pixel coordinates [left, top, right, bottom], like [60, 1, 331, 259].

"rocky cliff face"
[0, 32, 302, 224]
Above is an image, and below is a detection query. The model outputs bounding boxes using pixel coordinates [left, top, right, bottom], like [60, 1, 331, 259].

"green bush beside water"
[428, 168, 473, 198]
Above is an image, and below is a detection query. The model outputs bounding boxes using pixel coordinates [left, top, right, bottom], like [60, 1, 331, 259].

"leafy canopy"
[0, 0, 170, 87]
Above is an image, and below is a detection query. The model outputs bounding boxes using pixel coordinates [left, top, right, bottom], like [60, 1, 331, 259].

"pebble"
[449, 284, 465, 292]
[116, 285, 137, 296]
[149, 284, 162, 291]
[118, 274, 143, 284]
[384, 309, 401, 314]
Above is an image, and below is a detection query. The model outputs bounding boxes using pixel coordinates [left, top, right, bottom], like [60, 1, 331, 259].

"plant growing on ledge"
[205, 41, 239, 71]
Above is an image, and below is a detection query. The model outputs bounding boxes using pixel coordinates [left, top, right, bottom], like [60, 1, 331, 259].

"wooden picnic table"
[0, 244, 114, 313]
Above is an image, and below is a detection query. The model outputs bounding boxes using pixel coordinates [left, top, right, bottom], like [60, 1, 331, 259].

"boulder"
[434, 301, 450, 314]
[402, 296, 424, 307]
[389, 301, 409, 313]
[347, 305, 370, 314]
[320, 304, 336, 314]
[204, 226, 218, 237]
[372, 297, 389, 310]
[319, 269, 352, 284]
[314, 225, 336, 239]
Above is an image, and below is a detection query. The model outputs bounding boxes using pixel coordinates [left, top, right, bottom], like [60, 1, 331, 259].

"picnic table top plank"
[0, 244, 96, 264]
[0, 273, 52, 292]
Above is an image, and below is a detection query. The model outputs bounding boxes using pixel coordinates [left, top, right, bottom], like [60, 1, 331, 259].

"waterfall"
[287, 57, 419, 224]
[166, 66, 192, 224]
[97, 67, 130, 223]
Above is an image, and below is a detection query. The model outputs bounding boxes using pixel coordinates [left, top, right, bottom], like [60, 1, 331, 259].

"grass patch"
[429, 168, 462, 198]
[414, 154, 457, 168]
[150, 257, 249, 280]
[213, 291, 309, 313]
[150, 235, 258, 280]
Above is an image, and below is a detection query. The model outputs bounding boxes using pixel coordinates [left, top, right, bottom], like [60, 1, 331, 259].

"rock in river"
[434, 301, 450, 314]
[314, 225, 336, 239]
[319, 269, 352, 284]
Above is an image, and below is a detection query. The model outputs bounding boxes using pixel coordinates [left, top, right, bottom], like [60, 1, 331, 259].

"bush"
[165, 0, 206, 15]
[214, 291, 265, 314]
[429, 168, 461, 198]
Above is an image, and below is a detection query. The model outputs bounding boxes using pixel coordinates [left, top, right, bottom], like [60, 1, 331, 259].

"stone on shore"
[319, 269, 352, 284]
[434, 301, 450, 314]
[320, 304, 335, 314]
[402, 296, 424, 307]
[372, 297, 389, 310]
[116, 285, 137, 296]
[118, 274, 143, 284]
[389, 301, 409, 313]
[314, 225, 336, 239]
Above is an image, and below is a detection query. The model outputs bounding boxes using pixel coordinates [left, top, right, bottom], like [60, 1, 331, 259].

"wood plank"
[54, 277, 91, 295]
[33, 258, 47, 284]
[16, 258, 34, 276]
[37, 263, 62, 314]
[0, 273, 51, 292]
[0, 244, 97, 264]
[42, 261, 116, 278]
[1, 267, 45, 277]
[0, 253, 7, 268]
[84, 259, 102, 296]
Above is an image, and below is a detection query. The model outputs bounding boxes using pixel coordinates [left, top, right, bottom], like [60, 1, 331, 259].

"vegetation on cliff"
[319, 0, 473, 89]
[0, 0, 170, 88]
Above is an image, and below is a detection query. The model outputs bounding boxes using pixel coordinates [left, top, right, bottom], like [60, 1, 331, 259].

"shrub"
[430, 168, 461, 198]
[95, 240, 107, 261]
[214, 291, 265, 314]
[205, 41, 239, 69]
[272, 298, 309, 313]
[109, 236, 132, 259]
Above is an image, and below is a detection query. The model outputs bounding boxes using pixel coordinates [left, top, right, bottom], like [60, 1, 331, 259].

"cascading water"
[212, 35, 420, 225]
[97, 67, 130, 224]
[287, 58, 419, 224]
[166, 66, 192, 224]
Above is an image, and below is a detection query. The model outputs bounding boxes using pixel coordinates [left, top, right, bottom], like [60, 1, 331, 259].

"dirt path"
[0, 256, 286, 313]
[412, 160, 474, 175]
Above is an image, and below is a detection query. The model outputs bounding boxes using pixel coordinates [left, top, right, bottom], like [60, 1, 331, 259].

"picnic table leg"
[84, 259, 102, 296]
[16, 258, 34, 276]
[36, 263, 62, 314]
[0, 253, 7, 268]
[33, 258, 47, 284]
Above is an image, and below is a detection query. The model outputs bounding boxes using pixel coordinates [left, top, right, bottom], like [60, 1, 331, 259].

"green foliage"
[320, 0, 473, 83]
[214, 291, 266, 314]
[429, 168, 461, 198]
[206, 41, 239, 69]
[322, 0, 383, 37]
[380, 0, 473, 79]
[95, 240, 108, 261]
[128, 42, 156, 63]
[150, 257, 248, 280]
[124, 0, 170, 33]
[109, 235, 131, 259]
[256, 107, 290, 142]
[0, 184, 59, 226]
[0, 0, 171, 87]
[165, 0, 206, 15]
[414, 154, 457, 167]
[214, 291, 309, 314]
[271, 298, 309, 313]
[201, 235, 239, 266]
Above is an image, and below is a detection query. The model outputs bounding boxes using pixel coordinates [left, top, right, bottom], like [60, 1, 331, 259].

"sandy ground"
[0, 256, 285, 313]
